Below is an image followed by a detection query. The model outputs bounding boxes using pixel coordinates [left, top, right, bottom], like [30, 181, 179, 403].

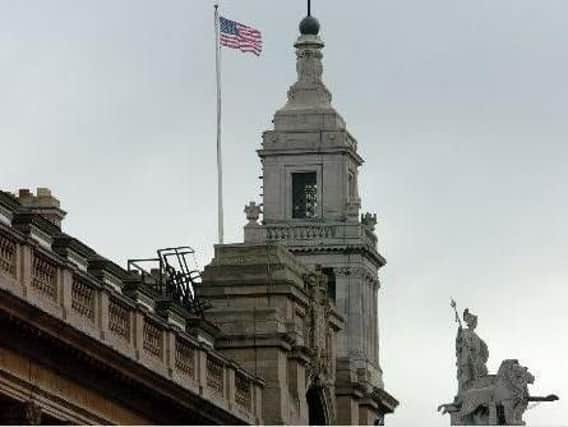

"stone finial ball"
[299, 15, 320, 35]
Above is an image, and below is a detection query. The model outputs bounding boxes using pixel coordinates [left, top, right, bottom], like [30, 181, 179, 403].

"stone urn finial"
[244, 201, 263, 225]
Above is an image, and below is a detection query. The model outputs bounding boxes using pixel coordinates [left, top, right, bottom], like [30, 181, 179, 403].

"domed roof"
[299, 15, 320, 35]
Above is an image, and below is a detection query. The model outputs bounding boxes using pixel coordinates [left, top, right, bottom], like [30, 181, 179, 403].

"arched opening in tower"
[321, 267, 336, 303]
[306, 386, 327, 425]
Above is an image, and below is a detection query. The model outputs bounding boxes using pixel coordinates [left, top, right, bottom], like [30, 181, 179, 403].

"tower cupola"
[242, 9, 398, 424]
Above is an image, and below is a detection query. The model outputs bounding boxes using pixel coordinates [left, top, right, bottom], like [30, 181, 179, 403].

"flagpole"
[214, 1, 224, 244]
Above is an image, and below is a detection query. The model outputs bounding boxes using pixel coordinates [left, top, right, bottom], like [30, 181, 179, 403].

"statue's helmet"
[463, 308, 478, 328]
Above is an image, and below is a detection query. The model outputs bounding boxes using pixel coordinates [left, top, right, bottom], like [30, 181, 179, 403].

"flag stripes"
[219, 16, 262, 56]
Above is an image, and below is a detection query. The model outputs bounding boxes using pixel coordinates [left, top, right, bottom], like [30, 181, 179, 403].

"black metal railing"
[127, 246, 209, 317]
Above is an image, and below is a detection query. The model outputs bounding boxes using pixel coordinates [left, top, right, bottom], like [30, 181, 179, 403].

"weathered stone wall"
[200, 243, 343, 425]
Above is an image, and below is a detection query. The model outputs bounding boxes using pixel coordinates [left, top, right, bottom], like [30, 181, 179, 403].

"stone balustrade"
[31, 251, 58, 300]
[108, 297, 131, 340]
[263, 221, 379, 251]
[71, 277, 96, 321]
[266, 223, 336, 241]
[0, 232, 16, 277]
[0, 224, 263, 424]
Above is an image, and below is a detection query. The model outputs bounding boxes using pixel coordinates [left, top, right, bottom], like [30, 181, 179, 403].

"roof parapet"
[16, 188, 67, 228]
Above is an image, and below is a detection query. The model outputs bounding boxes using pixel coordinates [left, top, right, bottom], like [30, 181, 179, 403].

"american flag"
[219, 16, 262, 56]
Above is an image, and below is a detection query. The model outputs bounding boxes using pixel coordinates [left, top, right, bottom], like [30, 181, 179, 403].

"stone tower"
[244, 13, 398, 424]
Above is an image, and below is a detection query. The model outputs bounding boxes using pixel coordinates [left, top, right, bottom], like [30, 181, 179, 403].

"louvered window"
[292, 172, 317, 219]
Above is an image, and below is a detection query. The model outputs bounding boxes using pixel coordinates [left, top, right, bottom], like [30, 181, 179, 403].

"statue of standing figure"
[439, 299, 559, 425]
[456, 307, 489, 393]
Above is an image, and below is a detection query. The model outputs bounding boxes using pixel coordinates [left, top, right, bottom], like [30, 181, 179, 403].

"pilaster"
[61, 268, 72, 320]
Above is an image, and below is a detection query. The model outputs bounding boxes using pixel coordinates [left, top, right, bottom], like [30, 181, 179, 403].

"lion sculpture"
[439, 359, 558, 425]
[459, 359, 532, 425]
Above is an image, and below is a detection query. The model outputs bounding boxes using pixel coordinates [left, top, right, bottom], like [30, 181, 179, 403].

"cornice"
[257, 145, 364, 165]
[0, 191, 20, 211]
[12, 211, 62, 237]
[290, 245, 387, 268]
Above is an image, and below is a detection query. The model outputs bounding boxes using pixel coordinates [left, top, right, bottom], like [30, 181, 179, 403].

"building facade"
[0, 13, 397, 427]
[0, 189, 264, 424]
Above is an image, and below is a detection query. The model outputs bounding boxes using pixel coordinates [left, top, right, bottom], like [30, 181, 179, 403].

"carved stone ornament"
[284, 35, 332, 109]
[335, 267, 351, 277]
[244, 201, 262, 225]
[361, 212, 377, 231]
[296, 48, 323, 84]
[303, 271, 333, 387]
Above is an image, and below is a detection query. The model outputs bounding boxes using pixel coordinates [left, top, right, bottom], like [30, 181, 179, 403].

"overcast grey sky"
[1, 1, 567, 425]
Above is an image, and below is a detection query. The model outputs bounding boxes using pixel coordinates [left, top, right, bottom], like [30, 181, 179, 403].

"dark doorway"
[496, 405, 506, 425]
[306, 386, 327, 425]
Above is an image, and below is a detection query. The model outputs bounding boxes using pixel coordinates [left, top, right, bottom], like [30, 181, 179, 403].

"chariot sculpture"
[438, 300, 558, 425]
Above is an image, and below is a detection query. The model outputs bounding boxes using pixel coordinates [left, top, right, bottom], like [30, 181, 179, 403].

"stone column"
[226, 366, 236, 410]
[61, 268, 73, 320]
[347, 267, 365, 360]
[335, 393, 360, 425]
[288, 351, 310, 423]
[252, 382, 263, 424]
[197, 349, 207, 396]
[133, 310, 144, 360]
[165, 330, 176, 377]
[99, 290, 110, 341]
[334, 268, 348, 357]
[359, 398, 378, 425]
[20, 244, 32, 297]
